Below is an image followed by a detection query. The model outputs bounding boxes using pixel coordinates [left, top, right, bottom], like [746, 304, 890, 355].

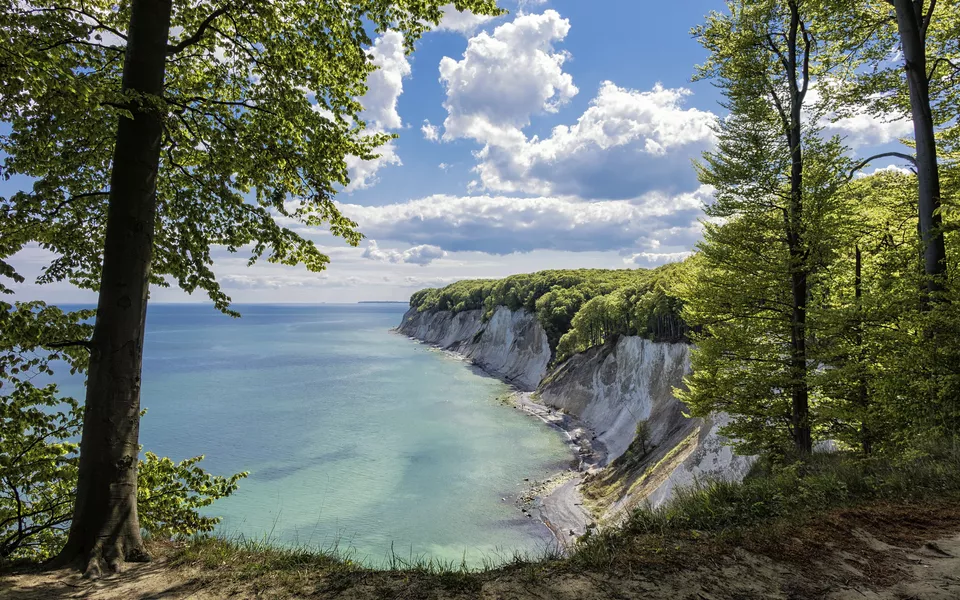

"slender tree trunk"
[54, 0, 172, 578]
[855, 245, 871, 454]
[784, 1, 812, 456]
[893, 0, 947, 301]
[788, 135, 811, 455]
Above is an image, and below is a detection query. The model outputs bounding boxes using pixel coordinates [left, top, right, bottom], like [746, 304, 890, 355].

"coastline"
[392, 328, 604, 549]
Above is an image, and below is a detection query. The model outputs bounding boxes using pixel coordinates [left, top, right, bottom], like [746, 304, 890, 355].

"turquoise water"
[54, 304, 570, 566]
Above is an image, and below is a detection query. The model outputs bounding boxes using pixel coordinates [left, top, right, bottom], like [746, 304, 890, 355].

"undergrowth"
[169, 444, 960, 583]
[570, 442, 960, 569]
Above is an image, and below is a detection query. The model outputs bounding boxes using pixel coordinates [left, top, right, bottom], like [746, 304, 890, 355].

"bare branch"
[798, 20, 812, 102]
[44, 340, 94, 350]
[847, 151, 918, 181]
[920, 0, 936, 39]
[167, 4, 233, 55]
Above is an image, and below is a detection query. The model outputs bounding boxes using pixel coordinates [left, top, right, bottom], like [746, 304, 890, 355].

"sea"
[51, 303, 571, 567]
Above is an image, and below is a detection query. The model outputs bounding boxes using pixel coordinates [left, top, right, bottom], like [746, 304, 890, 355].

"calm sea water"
[53, 303, 570, 566]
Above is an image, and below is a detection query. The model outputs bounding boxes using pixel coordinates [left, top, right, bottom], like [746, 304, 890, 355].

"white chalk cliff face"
[539, 337, 692, 463]
[398, 307, 753, 518]
[397, 306, 551, 392]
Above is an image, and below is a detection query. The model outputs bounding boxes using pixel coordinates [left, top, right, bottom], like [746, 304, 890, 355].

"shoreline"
[393, 328, 604, 549]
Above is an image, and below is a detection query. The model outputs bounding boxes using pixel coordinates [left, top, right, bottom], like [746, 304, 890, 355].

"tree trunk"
[54, 0, 172, 578]
[855, 245, 871, 454]
[785, 1, 812, 456]
[893, 0, 947, 301]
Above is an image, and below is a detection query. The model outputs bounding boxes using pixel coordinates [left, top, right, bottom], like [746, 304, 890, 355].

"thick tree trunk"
[894, 0, 948, 300]
[54, 0, 172, 578]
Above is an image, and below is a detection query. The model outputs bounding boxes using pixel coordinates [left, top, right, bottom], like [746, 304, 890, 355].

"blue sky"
[8, 0, 915, 304]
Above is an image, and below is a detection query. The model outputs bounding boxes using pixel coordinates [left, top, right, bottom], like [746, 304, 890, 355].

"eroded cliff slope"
[397, 307, 752, 522]
[397, 306, 550, 392]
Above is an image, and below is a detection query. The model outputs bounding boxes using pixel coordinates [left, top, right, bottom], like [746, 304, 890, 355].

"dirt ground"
[3, 503, 960, 600]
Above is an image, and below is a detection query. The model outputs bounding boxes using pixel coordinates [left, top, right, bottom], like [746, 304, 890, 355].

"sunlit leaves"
[0, 0, 504, 312]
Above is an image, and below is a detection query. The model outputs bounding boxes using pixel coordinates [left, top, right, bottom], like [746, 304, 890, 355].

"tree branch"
[798, 20, 812, 102]
[44, 340, 94, 350]
[920, 0, 936, 39]
[848, 151, 918, 180]
[167, 4, 233, 55]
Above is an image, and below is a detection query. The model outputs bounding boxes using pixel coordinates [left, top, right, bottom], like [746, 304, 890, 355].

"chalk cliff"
[397, 306, 550, 392]
[397, 307, 753, 524]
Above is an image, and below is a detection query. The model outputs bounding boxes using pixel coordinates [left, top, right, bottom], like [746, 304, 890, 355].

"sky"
[6, 0, 915, 305]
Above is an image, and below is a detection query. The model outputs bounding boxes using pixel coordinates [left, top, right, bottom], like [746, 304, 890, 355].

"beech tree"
[683, 0, 850, 456]
[0, 0, 502, 576]
[821, 0, 959, 300]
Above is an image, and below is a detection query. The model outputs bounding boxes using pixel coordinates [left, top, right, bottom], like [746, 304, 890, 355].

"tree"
[1, 0, 503, 576]
[821, 0, 959, 301]
[684, 0, 851, 456]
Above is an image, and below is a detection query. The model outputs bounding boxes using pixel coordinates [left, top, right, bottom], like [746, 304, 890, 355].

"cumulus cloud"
[362, 240, 448, 266]
[623, 251, 694, 267]
[435, 4, 499, 35]
[805, 86, 913, 148]
[475, 81, 717, 198]
[421, 119, 440, 141]
[823, 112, 913, 148]
[345, 31, 411, 191]
[363, 31, 411, 130]
[439, 10, 578, 146]
[435, 12, 714, 198]
[854, 163, 914, 179]
[340, 186, 713, 255]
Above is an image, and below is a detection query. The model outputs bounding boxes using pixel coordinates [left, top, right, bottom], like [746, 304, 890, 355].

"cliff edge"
[397, 306, 752, 528]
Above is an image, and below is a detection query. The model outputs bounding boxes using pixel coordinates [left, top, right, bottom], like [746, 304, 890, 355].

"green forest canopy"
[406, 263, 689, 362]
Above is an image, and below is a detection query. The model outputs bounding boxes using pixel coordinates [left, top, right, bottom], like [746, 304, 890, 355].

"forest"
[2, 0, 960, 596]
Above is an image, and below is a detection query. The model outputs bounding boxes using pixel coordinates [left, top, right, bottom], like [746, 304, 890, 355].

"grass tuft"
[570, 441, 960, 570]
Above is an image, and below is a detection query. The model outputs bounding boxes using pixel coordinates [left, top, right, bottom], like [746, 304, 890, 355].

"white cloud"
[340, 186, 713, 255]
[362, 30, 411, 130]
[806, 85, 913, 148]
[824, 111, 913, 148]
[345, 142, 402, 192]
[345, 31, 411, 191]
[474, 81, 717, 198]
[435, 4, 499, 35]
[438, 162, 451, 170]
[439, 10, 578, 147]
[854, 163, 914, 179]
[362, 240, 448, 266]
[421, 119, 440, 141]
[435, 11, 714, 199]
[623, 251, 694, 267]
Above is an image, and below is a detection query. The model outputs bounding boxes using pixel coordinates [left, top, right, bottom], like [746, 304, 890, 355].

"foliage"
[616, 442, 960, 536]
[0, 0, 504, 314]
[818, 0, 959, 137]
[408, 264, 689, 359]
[0, 302, 91, 560]
[679, 0, 853, 456]
[138, 452, 248, 540]
[634, 420, 652, 456]
[0, 301, 247, 561]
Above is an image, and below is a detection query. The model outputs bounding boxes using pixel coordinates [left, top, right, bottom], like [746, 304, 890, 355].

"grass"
[167, 443, 960, 590]
[166, 531, 566, 596]
[570, 442, 960, 570]
[9, 444, 960, 598]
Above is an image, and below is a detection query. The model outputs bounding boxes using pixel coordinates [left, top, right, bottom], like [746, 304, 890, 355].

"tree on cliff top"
[0, 0, 503, 576]
[681, 0, 851, 457]
[819, 0, 959, 302]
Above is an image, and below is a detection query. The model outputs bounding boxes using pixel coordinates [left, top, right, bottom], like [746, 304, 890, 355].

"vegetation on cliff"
[408, 264, 688, 361]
